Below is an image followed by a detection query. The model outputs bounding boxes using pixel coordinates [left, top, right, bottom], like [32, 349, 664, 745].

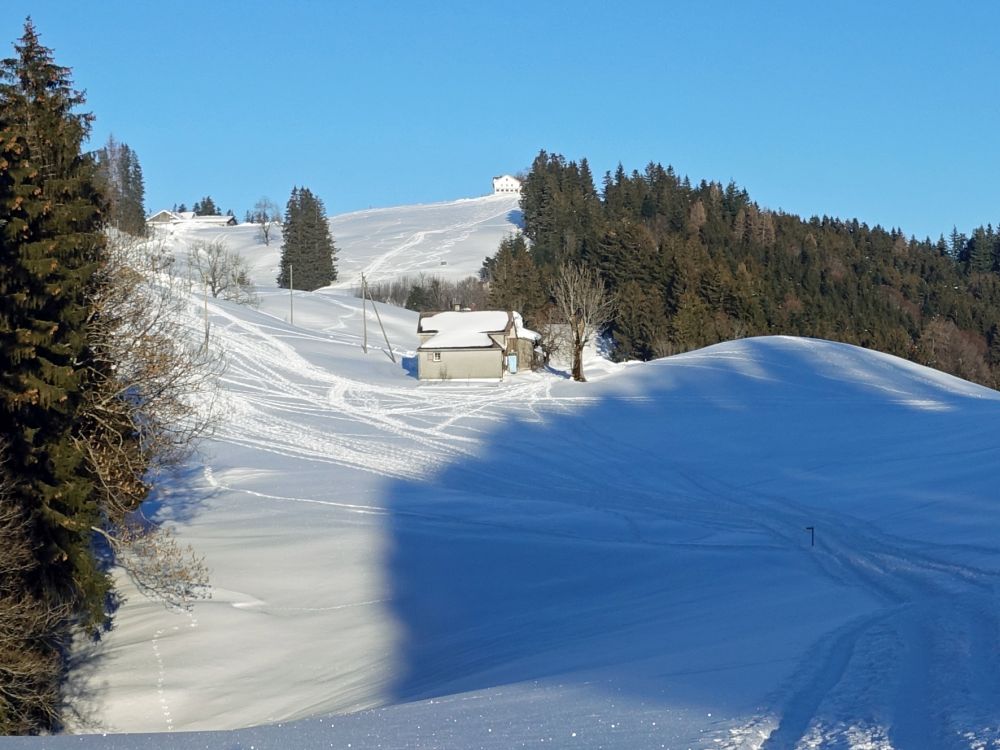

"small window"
[432, 352, 442, 362]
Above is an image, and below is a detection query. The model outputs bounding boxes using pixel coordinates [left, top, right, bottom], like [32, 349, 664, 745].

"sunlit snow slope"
[17, 205, 1000, 750]
[149, 193, 522, 293]
[328, 193, 522, 287]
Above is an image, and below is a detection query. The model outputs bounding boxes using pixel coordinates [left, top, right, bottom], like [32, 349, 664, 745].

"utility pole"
[361, 273, 368, 353]
[363, 278, 396, 364]
[289, 264, 294, 326]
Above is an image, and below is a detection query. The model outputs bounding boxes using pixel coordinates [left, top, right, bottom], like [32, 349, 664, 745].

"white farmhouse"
[492, 174, 522, 195]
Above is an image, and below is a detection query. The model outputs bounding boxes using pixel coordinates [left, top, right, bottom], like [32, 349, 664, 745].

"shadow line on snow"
[380, 338, 1000, 730]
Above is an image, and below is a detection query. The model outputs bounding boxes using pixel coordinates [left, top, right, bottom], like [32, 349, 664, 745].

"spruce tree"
[193, 195, 219, 216]
[95, 136, 147, 236]
[0, 20, 109, 630]
[485, 234, 546, 321]
[277, 186, 337, 291]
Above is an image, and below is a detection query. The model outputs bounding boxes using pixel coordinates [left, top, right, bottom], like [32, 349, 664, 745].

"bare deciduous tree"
[358, 273, 488, 312]
[551, 263, 617, 381]
[253, 197, 280, 246]
[188, 238, 259, 307]
[94, 519, 210, 609]
[77, 231, 218, 609]
[0, 450, 67, 734]
[918, 317, 991, 384]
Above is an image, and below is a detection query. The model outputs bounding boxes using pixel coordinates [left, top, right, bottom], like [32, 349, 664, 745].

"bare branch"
[187, 238, 259, 307]
[252, 197, 280, 246]
[0, 450, 68, 733]
[91, 521, 210, 611]
[550, 263, 617, 381]
[75, 231, 222, 606]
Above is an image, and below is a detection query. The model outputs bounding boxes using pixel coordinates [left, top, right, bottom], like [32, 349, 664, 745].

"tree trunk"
[572, 315, 586, 382]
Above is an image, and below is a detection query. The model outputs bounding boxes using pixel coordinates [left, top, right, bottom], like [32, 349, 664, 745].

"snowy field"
[4, 199, 1000, 749]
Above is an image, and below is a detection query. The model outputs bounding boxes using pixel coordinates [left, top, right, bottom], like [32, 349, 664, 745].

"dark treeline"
[484, 150, 1000, 387]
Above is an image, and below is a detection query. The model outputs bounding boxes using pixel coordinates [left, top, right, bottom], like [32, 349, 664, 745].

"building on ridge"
[492, 175, 522, 195]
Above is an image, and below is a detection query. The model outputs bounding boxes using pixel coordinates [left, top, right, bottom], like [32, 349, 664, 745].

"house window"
[432, 352, 442, 362]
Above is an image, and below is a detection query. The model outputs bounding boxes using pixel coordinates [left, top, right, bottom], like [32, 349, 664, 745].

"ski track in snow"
[64, 209, 1000, 749]
[209, 296, 1000, 750]
[707, 466, 1000, 749]
[208, 300, 562, 483]
[339, 198, 518, 286]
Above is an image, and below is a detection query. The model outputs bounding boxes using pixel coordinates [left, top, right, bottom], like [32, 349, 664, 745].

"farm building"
[146, 211, 238, 227]
[147, 209, 182, 224]
[416, 309, 539, 380]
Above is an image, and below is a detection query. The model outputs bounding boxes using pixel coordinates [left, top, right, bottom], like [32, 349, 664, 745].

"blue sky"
[6, 2, 999, 239]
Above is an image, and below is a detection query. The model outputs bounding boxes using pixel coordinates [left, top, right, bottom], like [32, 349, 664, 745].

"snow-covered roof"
[190, 214, 237, 225]
[147, 209, 181, 223]
[422, 330, 499, 349]
[420, 310, 510, 334]
[417, 310, 540, 350]
[512, 311, 541, 342]
[418, 310, 510, 350]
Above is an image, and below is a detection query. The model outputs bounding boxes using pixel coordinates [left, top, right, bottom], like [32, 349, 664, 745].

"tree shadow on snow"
[381, 338, 1000, 723]
[139, 462, 214, 526]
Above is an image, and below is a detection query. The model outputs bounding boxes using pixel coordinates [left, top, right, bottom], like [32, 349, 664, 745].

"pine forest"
[482, 150, 1000, 389]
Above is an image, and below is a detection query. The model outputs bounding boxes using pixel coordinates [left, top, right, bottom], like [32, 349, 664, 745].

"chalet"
[146, 211, 238, 227]
[190, 214, 238, 227]
[416, 309, 539, 380]
[147, 209, 182, 224]
[492, 174, 522, 195]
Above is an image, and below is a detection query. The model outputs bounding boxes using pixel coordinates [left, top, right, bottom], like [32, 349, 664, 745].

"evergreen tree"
[193, 195, 219, 216]
[520, 150, 601, 267]
[277, 186, 337, 291]
[966, 226, 995, 274]
[949, 226, 967, 258]
[612, 281, 669, 360]
[484, 233, 547, 322]
[0, 18, 109, 640]
[95, 135, 146, 236]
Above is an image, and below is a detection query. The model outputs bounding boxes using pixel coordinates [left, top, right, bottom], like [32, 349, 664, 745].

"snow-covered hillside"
[328, 193, 522, 287]
[150, 193, 521, 292]
[10, 201, 1000, 750]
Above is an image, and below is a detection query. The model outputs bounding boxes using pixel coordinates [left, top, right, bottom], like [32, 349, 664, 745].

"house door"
[506, 354, 518, 374]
